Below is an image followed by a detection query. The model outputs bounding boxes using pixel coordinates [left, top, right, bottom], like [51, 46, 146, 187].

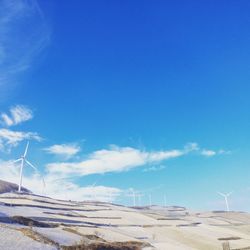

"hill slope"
[0, 190, 250, 249]
[0, 180, 30, 194]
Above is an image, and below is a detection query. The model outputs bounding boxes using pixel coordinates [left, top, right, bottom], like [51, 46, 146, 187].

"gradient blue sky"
[0, 0, 250, 211]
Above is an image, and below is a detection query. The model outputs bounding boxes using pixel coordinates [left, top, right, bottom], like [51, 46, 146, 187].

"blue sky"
[0, 0, 250, 211]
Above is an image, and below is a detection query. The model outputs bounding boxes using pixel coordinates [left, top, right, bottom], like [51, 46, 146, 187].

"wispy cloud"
[0, 160, 121, 201]
[0, 141, 231, 202]
[201, 149, 231, 157]
[0, 128, 41, 152]
[0, 105, 33, 126]
[46, 144, 197, 177]
[43, 181, 121, 201]
[0, 0, 50, 96]
[0, 105, 40, 151]
[184, 142, 200, 152]
[184, 142, 230, 157]
[218, 149, 231, 155]
[201, 149, 217, 157]
[44, 143, 81, 159]
[143, 165, 166, 172]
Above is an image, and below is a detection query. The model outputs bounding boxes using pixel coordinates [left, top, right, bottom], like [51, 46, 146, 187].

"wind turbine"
[137, 192, 143, 206]
[164, 194, 167, 207]
[217, 192, 232, 212]
[127, 189, 136, 206]
[14, 142, 44, 193]
[131, 190, 136, 206]
[149, 194, 152, 206]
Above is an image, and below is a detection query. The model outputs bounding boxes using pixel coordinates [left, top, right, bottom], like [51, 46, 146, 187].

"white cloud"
[1, 113, 13, 126]
[0, 160, 121, 202]
[0, 105, 39, 152]
[184, 142, 200, 152]
[43, 181, 121, 201]
[200, 149, 231, 157]
[0, 128, 41, 152]
[0, 141, 231, 202]
[44, 143, 81, 159]
[0, 0, 50, 95]
[1, 105, 33, 126]
[143, 165, 166, 172]
[201, 149, 217, 157]
[46, 144, 195, 177]
[218, 149, 231, 155]
[147, 149, 183, 162]
[181, 143, 230, 158]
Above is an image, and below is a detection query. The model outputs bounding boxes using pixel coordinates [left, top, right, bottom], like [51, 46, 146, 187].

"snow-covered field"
[0, 191, 250, 249]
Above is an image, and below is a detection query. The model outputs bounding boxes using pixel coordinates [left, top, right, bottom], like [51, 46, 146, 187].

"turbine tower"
[217, 192, 232, 212]
[132, 190, 136, 206]
[164, 194, 167, 207]
[14, 142, 44, 192]
[127, 189, 136, 206]
[149, 194, 152, 206]
[137, 192, 143, 206]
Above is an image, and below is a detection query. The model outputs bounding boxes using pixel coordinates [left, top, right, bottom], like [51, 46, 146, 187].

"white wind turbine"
[149, 194, 152, 206]
[127, 189, 137, 206]
[131, 189, 136, 206]
[14, 142, 44, 193]
[137, 192, 144, 206]
[217, 192, 233, 212]
[164, 194, 167, 207]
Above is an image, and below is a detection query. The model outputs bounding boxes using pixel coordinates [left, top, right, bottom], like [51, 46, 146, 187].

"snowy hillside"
[0, 180, 30, 194]
[0, 182, 250, 249]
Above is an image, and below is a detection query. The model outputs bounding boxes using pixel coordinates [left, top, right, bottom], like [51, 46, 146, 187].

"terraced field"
[0, 191, 250, 249]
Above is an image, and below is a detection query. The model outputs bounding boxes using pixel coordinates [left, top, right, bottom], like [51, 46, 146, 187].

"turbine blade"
[13, 158, 22, 164]
[217, 192, 225, 197]
[49, 175, 80, 183]
[24, 142, 29, 157]
[25, 159, 38, 172]
[26, 160, 45, 190]
[227, 192, 233, 197]
[25, 160, 45, 190]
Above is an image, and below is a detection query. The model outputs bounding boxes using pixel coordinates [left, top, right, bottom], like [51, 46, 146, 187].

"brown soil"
[218, 236, 241, 241]
[61, 241, 147, 250]
[11, 216, 58, 228]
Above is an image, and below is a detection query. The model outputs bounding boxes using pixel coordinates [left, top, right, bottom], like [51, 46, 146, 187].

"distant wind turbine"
[132, 190, 136, 206]
[127, 189, 137, 206]
[137, 193, 143, 206]
[164, 195, 167, 207]
[13, 142, 45, 193]
[149, 194, 152, 206]
[217, 192, 232, 212]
